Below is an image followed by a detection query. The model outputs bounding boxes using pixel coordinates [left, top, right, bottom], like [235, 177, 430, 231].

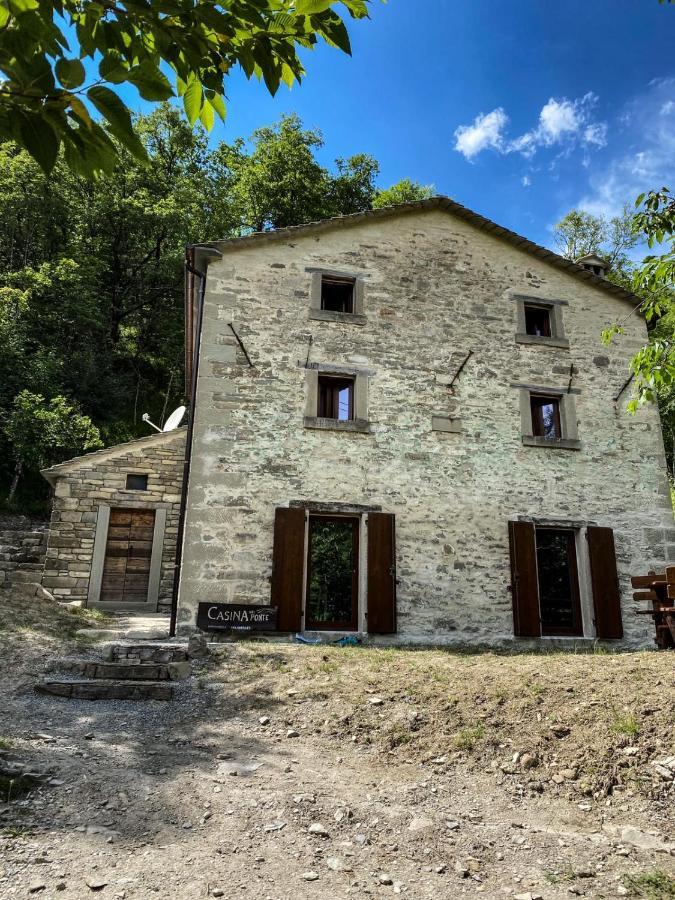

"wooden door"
[100, 508, 155, 605]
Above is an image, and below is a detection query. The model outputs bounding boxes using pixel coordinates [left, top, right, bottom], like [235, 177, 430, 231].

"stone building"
[41, 198, 673, 644]
[41, 430, 185, 610]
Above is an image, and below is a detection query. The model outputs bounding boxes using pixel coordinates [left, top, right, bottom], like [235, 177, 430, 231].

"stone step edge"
[50, 659, 191, 681]
[34, 679, 175, 701]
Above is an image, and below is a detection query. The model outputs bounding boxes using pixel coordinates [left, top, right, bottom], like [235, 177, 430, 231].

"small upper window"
[126, 473, 148, 491]
[321, 276, 354, 314]
[530, 396, 561, 441]
[524, 305, 551, 338]
[318, 375, 354, 421]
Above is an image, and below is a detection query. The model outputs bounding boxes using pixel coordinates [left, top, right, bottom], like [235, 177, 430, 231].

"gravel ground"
[0, 596, 674, 900]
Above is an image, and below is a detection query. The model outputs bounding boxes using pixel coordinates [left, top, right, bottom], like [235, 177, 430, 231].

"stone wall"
[42, 430, 185, 608]
[177, 207, 673, 645]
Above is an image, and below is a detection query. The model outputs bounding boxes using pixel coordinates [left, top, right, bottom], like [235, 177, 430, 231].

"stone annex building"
[40, 198, 675, 646]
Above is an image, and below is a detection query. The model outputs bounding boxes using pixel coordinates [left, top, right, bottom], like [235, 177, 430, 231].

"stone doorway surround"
[88, 503, 168, 611]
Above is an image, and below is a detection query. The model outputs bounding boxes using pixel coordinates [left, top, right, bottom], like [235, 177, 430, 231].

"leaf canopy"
[0, 0, 373, 175]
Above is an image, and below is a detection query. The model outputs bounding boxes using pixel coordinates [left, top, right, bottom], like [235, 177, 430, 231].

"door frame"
[87, 503, 167, 610]
[304, 513, 360, 631]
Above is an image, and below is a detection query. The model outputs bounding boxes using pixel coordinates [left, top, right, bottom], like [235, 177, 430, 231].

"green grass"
[0, 737, 13, 750]
[1, 825, 29, 838]
[452, 725, 485, 751]
[622, 871, 675, 899]
[612, 712, 641, 738]
[385, 723, 412, 748]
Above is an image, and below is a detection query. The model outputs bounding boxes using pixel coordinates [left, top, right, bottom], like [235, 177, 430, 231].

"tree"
[553, 200, 675, 426]
[372, 179, 435, 209]
[214, 114, 380, 232]
[621, 189, 675, 413]
[0, 0, 373, 176]
[553, 207, 639, 282]
[5, 391, 102, 501]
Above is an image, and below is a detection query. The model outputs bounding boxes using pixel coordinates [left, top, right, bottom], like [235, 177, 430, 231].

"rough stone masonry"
[176, 202, 674, 646]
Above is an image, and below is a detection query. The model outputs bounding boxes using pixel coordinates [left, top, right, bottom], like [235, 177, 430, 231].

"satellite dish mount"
[142, 405, 186, 434]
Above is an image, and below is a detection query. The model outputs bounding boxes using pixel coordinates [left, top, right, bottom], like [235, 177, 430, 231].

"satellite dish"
[142, 405, 186, 434]
[163, 405, 186, 432]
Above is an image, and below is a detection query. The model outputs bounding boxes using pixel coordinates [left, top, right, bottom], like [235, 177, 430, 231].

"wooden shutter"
[508, 521, 541, 637]
[271, 507, 306, 632]
[587, 526, 623, 639]
[367, 513, 396, 634]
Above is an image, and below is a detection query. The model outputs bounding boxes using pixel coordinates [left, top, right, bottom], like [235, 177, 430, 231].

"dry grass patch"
[210, 642, 674, 803]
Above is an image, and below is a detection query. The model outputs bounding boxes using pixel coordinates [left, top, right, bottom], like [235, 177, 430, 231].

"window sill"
[304, 416, 370, 434]
[522, 436, 581, 451]
[516, 333, 570, 349]
[309, 309, 367, 326]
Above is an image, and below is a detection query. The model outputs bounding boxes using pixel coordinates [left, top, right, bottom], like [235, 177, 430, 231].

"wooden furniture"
[631, 568, 675, 649]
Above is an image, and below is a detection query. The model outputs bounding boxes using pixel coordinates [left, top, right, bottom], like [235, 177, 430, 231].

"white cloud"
[509, 93, 605, 156]
[583, 122, 608, 148]
[538, 97, 583, 142]
[521, 175, 531, 187]
[453, 108, 508, 160]
[577, 77, 675, 219]
[453, 93, 607, 161]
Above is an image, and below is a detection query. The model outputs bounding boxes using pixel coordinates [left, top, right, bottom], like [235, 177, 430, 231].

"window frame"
[524, 304, 552, 338]
[307, 268, 367, 325]
[320, 276, 355, 315]
[513, 293, 569, 349]
[530, 394, 562, 440]
[317, 374, 355, 421]
[125, 473, 149, 491]
[303, 364, 370, 433]
[513, 382, 581, 450]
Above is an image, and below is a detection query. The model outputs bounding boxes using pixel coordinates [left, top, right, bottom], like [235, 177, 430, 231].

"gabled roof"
[201, 196, 641, 308]
[41, 428, 185, 487]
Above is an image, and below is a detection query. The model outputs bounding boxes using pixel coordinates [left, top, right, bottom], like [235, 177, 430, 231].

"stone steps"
[52, 658, 190, 681]
[35, 679, 175, 701]
[36, 638, 193, 702]
[104, 643, 188, 663]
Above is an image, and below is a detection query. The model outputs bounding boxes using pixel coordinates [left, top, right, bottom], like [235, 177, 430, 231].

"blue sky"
[135, 1, 675, 250]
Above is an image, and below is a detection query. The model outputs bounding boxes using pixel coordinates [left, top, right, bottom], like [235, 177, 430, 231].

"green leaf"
[87, 85, 147, 162]
[6, 0, 38, 12]
[295, 0, 334, 13]
[182, 77, 202, 125]
[209, 92, 226, 122]
[55, 58, 85, 89]
[15, 111, 59, 174]
[68, 97, 92, 127]
[128, 63, 173, 101]
[199, 100, 214, 130]
[0, 5, 10, 27]
[321, 16, 351, 53]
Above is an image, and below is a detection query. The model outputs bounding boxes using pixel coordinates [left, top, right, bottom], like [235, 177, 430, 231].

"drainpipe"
[170, 244, 222, 638]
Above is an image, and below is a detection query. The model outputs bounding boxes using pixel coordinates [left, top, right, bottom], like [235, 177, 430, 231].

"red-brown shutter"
[367, 513, 396, 634]
[271, 507, 305, 632]
[508, 521, 541, 637]
[587, 526, 623, 639]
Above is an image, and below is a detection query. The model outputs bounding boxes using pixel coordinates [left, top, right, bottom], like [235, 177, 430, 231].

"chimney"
[576, 253, 609, 278]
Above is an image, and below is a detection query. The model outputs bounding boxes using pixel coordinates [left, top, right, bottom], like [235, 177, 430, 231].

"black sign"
[196, 602, 278, 632]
